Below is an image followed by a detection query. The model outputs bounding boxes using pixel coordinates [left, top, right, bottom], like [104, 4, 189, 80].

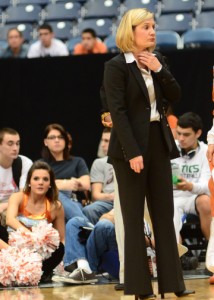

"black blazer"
[103, 52, 180, 161]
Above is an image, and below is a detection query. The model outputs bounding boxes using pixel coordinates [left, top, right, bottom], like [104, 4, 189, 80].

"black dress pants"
[112, 122, 185, 295]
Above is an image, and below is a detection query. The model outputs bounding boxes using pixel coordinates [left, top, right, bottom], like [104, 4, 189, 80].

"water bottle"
[171, 163, 181, 188]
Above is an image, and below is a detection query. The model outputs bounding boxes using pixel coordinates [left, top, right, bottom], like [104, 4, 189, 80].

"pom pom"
[4, 221, 60, 286]
[9, 221, 60, 260]
[31, 221, 60, 259]
[9, 228, 34, 250]
[0, 247, 42, 286]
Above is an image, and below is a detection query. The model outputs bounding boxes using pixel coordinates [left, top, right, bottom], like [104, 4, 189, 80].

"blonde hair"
[116, 8, 155, 53]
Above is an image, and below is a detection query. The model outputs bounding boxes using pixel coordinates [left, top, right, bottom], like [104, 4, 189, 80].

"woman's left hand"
[137, 51, 161, 72]
[129, 156, 144, 173]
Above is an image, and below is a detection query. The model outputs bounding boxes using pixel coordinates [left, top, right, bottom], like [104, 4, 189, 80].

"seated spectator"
[0, 127, 32, 226]
[172, 112, 211, 268]
[6, 160, 65, 282]
[27, 24, 69, 58]
[83, 128, 113, 224]
[41, 123, 90, 222]
[73, 28, 107, 55]
[52, 210, 154, 284]
[1, 28, 28, 58]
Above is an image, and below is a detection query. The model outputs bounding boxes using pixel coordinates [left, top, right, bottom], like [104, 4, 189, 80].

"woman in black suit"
[102, 8, 194, 300]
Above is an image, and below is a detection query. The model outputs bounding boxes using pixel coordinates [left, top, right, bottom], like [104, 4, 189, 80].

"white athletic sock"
[77, 259, 92, 273]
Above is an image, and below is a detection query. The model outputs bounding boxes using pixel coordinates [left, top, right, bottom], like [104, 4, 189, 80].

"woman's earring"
[49, 186, 51, 188]
[29, 184, 31, 187]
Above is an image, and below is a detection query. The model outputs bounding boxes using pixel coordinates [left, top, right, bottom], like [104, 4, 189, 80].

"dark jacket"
[103, 52, 180, 161]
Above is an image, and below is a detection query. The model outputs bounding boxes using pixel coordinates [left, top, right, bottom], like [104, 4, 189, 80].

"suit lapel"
[129, 62, 150, 105]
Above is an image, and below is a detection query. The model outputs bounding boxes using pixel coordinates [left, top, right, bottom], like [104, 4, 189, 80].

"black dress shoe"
[135, 294, 156, 300]
[161, 290, 195, 298]
[114, 283, 124, 290]
[174, 290, 195, 297]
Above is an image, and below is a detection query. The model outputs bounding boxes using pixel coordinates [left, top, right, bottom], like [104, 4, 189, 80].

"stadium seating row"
[0, 27, 213, 58]
[0, 0, 214, 54]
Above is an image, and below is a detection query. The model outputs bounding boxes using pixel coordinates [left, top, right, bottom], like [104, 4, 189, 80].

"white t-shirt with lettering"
[0, 155, 32, 203]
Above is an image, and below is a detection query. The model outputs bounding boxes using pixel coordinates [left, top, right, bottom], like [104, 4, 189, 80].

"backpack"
[12, 156, 22, 187]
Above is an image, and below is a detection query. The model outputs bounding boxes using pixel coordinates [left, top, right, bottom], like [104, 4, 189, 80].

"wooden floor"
[1, 278, 214, 300]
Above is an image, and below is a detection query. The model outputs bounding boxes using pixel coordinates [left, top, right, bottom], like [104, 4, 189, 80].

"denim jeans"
[64, 216, 117, 272]
[82, 200, 114, 225]
[59, 191, 87, 222]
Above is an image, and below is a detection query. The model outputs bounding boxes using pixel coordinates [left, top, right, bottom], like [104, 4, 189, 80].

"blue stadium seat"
[201, 0, 214, 12]
[16, 0, 49, 7]
[55, 0, 86, 3]
[161, 0, 197, 14]
[0, 39, 8, 55]
[5, 4, 42, 24]
[0, 23, 34, 41]
[195, 11, 214, 28]
[182, 28, 214, 48]
[123, 0, 159, 14]
[44, 2, 81, 22]
[66, 35, 81, 53]
[83, 0, 120, 19]
[48, 21, 73, 40]
[76, 18, 112, 38]
[0, 0, 10, 9]
[156, 13, 193, 34]
[104, 34, 118, 52]
[155, 30, 182, 51]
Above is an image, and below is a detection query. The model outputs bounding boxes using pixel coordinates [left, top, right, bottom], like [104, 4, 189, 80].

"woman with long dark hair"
[6, 160, 65, 282]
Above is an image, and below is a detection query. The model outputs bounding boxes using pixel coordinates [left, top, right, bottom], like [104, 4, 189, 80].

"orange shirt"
[167, 114, 178, 130]
[73, 40, 107, 55]
[19, 194, 52, 223]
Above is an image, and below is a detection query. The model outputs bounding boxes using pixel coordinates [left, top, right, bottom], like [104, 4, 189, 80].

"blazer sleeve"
[153, 52, 181, 105]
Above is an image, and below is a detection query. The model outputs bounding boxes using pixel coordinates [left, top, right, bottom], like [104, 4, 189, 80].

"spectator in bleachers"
[0, 127, 32, 226]
[27, 24, 69, 58]
[41, 123, 90, 222]
[73, 28, 107, 55]
[172, 112, 211, 243]
[1, 28, 28, 58]
[52, 209, 154, 285]
[82, 128, 113, 225]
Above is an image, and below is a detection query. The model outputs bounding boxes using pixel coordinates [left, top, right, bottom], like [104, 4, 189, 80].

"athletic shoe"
[52, 268, 98, 284]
